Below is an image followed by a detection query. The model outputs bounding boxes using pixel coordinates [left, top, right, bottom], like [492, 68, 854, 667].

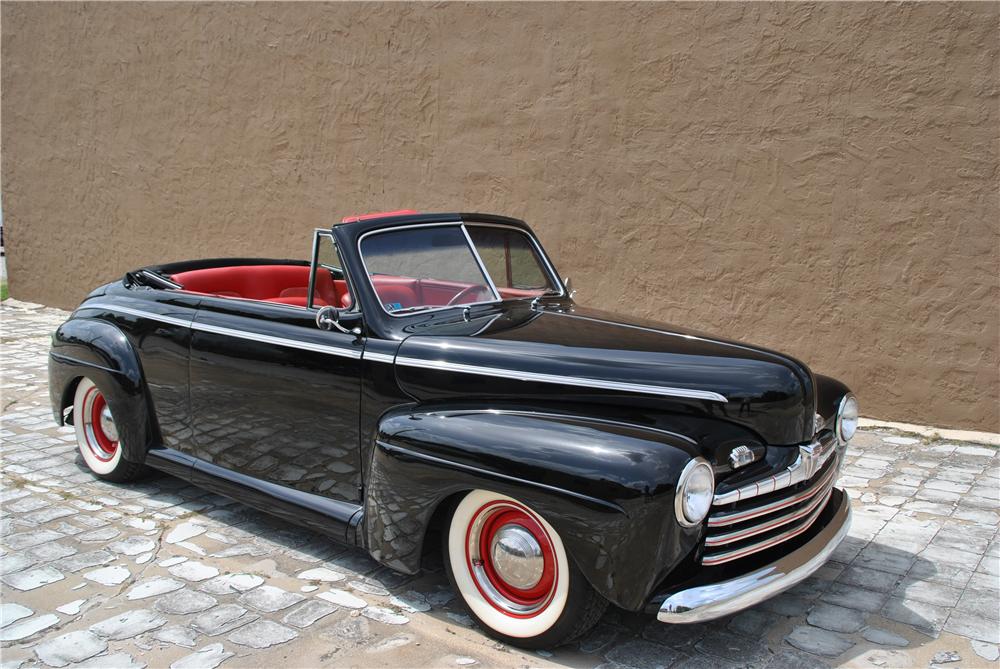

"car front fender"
[48, 317, 155, 463]
[366, 406, 702, 611]
[814, 374, 853, 429]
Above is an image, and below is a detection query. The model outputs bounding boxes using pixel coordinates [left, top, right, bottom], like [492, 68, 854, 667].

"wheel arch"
[364, 406, 702, 611]
[48, 317, 159, 462]
[56, 374, 84, 424]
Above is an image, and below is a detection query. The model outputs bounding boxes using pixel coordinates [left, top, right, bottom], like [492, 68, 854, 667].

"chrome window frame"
[307, 228, 359, 312]
[464, 222, 564, 296]
[357, 221, 565, 318]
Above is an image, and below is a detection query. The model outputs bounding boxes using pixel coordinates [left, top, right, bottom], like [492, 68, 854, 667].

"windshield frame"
[356, 221, 565, 318]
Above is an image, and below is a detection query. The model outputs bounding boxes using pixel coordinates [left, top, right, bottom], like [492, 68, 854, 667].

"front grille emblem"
[729, 445, 755, 469]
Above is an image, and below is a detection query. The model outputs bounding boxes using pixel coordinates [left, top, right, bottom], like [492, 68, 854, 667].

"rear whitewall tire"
[72, 377, 146, 482]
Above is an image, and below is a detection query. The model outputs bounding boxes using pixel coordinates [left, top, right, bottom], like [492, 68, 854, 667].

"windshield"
[359, 223, 560, 314]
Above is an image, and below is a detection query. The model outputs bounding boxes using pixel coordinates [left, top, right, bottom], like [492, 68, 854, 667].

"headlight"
[836, 394, 859, 443]
[675, 458, 714, 527]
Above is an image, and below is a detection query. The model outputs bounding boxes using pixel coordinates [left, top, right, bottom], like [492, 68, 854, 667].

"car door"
[186, 230, 365, 505]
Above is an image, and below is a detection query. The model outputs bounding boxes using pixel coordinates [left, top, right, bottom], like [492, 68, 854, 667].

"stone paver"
[154, 590, 218, 615]
[2, 299, 998, 668]
[0, 613, 60, 642]
[170, 643, 233, 669]
[190, 604, 258, 637]
[281, 599, 338, 628]
[126, 577, 186, 601]
[237, 585, 303, 613]
[34, 629, 108, 667]
[226, 619, 298, 648]
[88, 609, 168, 640]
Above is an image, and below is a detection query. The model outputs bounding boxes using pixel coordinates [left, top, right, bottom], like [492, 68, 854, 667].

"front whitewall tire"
[447, 490, 571, 639]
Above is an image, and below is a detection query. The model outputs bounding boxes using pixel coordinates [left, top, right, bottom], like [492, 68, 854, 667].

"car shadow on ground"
[85, 459, 941, 668]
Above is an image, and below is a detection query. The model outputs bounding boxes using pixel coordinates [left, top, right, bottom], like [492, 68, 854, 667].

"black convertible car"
[48, 210, 857, 647]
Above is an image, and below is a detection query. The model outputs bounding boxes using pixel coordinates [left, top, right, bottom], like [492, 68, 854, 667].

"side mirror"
[316, 306, 360, 335]
[563, 276, 577, 299]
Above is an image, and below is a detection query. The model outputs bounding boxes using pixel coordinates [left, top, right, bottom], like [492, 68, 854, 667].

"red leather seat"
[370, 276, 420, 310]
[171, 265, 350, 308]
[333, 280, 352, 309]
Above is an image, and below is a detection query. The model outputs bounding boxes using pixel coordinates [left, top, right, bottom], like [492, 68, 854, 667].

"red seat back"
[371, 276, 420, 310]
[171, 265, 350, 307]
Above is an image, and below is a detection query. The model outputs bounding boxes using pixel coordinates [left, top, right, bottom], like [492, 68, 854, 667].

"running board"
[145, 447, 364, 547]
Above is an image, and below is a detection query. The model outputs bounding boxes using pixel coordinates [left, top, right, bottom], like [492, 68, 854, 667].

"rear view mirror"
[316, 306, 360, 336]
[563, 276, 577, 299]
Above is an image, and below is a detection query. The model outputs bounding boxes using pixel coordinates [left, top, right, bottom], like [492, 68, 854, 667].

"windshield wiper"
[391, 299, 502, 316]
[390, 305, 435, 315]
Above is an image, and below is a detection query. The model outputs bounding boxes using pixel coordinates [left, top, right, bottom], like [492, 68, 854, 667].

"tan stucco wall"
[2, 2, 998, 431]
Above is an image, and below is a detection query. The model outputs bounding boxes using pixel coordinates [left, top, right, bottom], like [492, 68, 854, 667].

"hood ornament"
[729, 445, 755, 469]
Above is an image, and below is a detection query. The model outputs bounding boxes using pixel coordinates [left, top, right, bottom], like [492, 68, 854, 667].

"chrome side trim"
[392, 356, 728, 403]
[423, 408, 699, 446]
[81, 303, 362, 360]
[79, 303, 193, 328]
[375, 441, 625, 514]
[191, 320, 362, 359]
[657, 490, 851, 623]
[713, 436, 838, 505]
[363, 351, 396, 364]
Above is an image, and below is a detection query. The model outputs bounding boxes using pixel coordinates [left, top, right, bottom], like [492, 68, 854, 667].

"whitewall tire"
[443, 489, 607, 648]
[73, 377, 145, 482]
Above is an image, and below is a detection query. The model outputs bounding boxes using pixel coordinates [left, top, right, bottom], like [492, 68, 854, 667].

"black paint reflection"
[188, 299, 363, 503]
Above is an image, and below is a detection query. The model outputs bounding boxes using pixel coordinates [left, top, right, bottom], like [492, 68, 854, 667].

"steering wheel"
[446, 284, 492, 307]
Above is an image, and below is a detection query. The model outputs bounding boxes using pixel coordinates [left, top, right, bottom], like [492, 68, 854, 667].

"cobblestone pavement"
[2, 300, 998, 669]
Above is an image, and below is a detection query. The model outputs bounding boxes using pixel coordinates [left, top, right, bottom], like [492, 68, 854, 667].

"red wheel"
[83, 386, 119, 462]
[73, 377, 146, 481]
[465, 499, 559, 618]
[444, 490, 607, 648]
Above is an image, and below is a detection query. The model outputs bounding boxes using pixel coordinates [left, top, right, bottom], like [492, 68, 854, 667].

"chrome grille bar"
[708, 461, 838, 528]
[713, 435, 837, 506]
[702, 487, 834, 566]
[705, 472, 837, 547]
[700, 433, 845, 567]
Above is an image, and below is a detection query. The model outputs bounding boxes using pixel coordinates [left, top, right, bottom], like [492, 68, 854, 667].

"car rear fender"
[48, 317, 155, 463]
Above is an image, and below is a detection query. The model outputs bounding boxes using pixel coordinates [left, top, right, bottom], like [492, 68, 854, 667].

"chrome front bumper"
[657, 488, 851, 623]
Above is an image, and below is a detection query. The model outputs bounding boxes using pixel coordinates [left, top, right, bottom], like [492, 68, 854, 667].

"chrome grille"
[702, 436, 842, 566]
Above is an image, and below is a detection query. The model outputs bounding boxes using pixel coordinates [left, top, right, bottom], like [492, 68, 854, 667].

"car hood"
[393, 301, 816, 446]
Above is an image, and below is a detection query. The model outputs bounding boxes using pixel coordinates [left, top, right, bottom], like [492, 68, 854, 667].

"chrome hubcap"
[489, 524, 544, 590]
[99, 405, 119, 442]
[466, 501, 558, 617]
[80, 386, 118, 462]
